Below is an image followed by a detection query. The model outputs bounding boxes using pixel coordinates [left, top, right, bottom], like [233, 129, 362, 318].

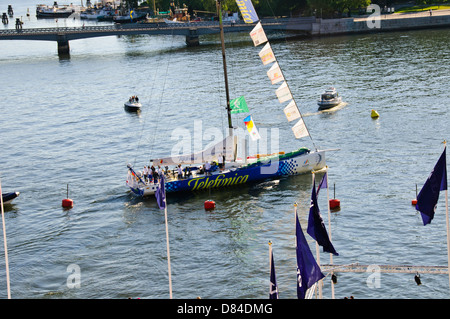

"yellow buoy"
[371, 109, 379, 118]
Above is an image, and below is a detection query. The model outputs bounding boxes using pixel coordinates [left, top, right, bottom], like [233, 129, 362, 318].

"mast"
[216, 0, 233, 136]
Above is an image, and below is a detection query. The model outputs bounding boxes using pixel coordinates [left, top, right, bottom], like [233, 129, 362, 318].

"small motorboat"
[317, 87, 342, 110]
[124, 96, 142, 112]
[2, 192, 19, 205]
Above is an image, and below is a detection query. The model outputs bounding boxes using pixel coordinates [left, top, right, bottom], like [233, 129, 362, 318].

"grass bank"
[396, 5, 450, 13]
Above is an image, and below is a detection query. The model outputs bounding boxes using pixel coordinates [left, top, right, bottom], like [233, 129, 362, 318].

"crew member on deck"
[204, 161, 211, 176]
[151, 165, 158, 183]
[143, 165, 149, 182]
[157, 165, 163, 178]
[177, 164, 183, 179]
[218, 154, 224, 171]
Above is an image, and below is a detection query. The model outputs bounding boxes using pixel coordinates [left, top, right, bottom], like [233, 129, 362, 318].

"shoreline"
[309, 9, 450, 36]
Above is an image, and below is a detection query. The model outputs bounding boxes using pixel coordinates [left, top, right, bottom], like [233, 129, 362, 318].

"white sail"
[284, 100, 301, 122]
[152, 135, 237, 165]
[258, 42, 276, 65]
[267, 62, 284, 85]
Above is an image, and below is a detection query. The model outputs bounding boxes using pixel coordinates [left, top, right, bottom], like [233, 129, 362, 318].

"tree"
[307, 0, 371, 17]
[124, 0, 139, 10]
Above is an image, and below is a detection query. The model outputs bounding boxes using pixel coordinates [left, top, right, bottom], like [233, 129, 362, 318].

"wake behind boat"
[126, 0, 329, 197]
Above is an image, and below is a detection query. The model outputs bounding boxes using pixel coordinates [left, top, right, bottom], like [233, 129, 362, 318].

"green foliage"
[307, 0, 371, 17]
[139, 0, 379, 17]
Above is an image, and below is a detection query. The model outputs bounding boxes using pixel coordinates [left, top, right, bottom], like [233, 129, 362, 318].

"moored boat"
[36, 3, 75, 18]
[113, 11, 147, 24]
[2, 192, 19, 205]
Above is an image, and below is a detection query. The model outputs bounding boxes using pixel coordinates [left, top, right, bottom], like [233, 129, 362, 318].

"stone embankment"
[311, 9, 450, 35]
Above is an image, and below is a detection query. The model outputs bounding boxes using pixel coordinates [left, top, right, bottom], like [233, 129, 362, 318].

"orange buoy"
[204, 200, 215, 210]
[329, 199, 340, 209]
[62, 198, 73, 208]
[62, 184, 73, 209]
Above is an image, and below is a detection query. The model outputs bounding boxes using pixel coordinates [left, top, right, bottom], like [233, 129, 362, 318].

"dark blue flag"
[316, 172, 327, 197]
[155, 174, 166, 210]
[269, 244, 279, 299]
[307, 178, 339, 256]
[416, 147, 447, 225]
[296, 210, 325, 299]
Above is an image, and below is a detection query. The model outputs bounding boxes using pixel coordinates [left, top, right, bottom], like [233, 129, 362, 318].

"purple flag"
[296, 210, 324, 299]
[269, 245, 279, 299]
[316, 172, 328, 196]
[307, 178, 339, 256]
[416, 147, 447, 225]
[155, 174, 166, 209]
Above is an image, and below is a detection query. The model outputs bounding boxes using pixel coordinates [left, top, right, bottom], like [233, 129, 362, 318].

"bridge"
[0, 18, 316, 57]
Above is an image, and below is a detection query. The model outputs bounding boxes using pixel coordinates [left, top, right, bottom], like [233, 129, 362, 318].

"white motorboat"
[124, 96, 141, 112]
[317, 87, 342, 110]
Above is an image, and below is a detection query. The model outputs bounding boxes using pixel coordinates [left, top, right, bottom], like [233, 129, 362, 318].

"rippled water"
[0, 2, 449, 299]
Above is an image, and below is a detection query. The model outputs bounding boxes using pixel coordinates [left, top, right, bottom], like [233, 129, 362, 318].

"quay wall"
[311, 13, 450, 36]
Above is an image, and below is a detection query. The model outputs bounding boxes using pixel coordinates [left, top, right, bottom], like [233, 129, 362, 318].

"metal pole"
[325, 168, 335, 299]
[216, 0, 233, 136]
[0, 178, 11, 299]
[164, 196, 172, 298]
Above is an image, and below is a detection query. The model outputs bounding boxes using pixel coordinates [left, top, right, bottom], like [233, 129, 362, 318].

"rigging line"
[146, 29, 177, 165]
[133, 39, 167, 166]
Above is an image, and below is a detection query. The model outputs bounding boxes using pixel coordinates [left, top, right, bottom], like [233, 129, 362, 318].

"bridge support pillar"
[185, 29, 199, 47]
[57, 34, 70, 58]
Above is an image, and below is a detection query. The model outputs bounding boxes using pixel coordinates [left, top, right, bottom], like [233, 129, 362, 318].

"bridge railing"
[0, 17, 316, 36]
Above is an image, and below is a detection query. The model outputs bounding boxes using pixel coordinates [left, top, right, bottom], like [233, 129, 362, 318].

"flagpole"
[164, 196, 173, 299]
[312, 172, 322, 299]
[325, 167, 335, 299]
[445, 187, 449, 290]
[0, 178, 11, 299]
[268, 240, 272, 297]
[269, 240, 276, 298]
[443, 141, 450, 290]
